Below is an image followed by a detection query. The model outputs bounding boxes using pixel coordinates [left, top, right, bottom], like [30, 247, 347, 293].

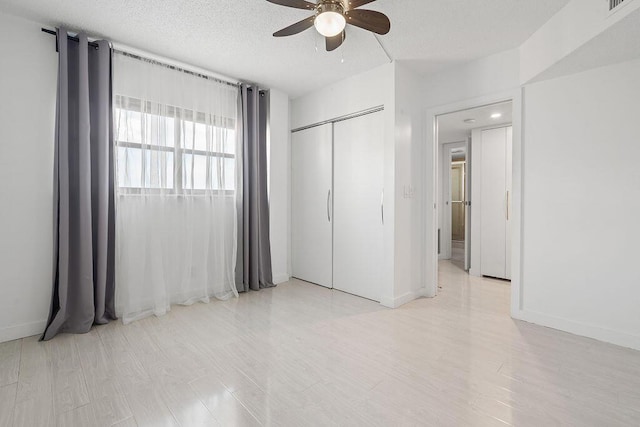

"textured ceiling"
[0, 0, 570, 97]
[530, 8, 640, 84]
[438, 101, 513, 143]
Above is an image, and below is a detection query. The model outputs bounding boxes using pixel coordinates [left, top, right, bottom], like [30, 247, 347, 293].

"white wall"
[0, 11, 57, 342]
[291, 63, 395, 129]
[419, 49, 520, 110]
[268, 89, 291, 284]
[469, 129, 483, 278]
[519, 58, 640, 350]
[520, 0, 640, 83]
[393, 63, 427, 304]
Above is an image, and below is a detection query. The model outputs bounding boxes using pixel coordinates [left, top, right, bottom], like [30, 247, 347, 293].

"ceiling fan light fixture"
[314, 10, 346, 37]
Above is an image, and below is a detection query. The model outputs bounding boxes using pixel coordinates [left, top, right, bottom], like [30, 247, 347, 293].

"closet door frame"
[290, 106, 385, 297]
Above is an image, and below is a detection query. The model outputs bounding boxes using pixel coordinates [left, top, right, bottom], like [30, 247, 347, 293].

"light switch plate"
[403, 185, 415, 199]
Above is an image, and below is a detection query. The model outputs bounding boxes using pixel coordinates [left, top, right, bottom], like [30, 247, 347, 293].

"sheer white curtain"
[113, 52, 240, 324]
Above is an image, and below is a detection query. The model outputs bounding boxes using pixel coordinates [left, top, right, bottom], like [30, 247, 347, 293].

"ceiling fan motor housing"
[316, 1, 345, 17]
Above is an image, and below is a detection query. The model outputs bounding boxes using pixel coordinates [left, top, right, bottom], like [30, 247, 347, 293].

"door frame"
[425, 89, 523, 317]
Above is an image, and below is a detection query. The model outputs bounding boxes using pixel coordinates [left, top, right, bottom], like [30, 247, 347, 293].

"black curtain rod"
[41, 28, 100, 50]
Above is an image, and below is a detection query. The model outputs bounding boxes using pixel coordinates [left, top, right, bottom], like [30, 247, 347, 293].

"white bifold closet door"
[333, 111, 385, 301]
[291, 124, 333, 288]
[480, 126, 512, 280]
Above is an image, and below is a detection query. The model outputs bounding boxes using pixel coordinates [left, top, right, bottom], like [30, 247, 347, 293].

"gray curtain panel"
[236, 86, 275, 292]
[43, 28, 116, 341]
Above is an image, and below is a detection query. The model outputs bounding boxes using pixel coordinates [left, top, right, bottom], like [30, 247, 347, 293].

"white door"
[291, 124, 333, 288]
[505, 127, 513, 280]
[333, 112, 385, 301]
[480, 127, 508, 279]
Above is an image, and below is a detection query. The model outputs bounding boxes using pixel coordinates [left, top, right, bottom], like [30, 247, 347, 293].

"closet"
[291, 110, 385, 301]
[480, 126, 512, 280]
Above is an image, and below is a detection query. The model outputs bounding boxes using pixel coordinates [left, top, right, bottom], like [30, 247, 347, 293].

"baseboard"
[272, 274, 291, 285]
[0, 320, 46, 343]
[513, 309, 640, 352]
[380, 291, 421, 308]
[419, 287, 436, 298]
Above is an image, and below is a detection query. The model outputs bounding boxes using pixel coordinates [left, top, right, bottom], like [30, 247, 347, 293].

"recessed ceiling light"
[463, 119, 476, 124]
[491, 113, 502, 119]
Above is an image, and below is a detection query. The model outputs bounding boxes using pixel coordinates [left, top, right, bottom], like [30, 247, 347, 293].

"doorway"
[435, 101, 514, 287]
[450, 154, 466, 270]
[439, 142, 468, 268]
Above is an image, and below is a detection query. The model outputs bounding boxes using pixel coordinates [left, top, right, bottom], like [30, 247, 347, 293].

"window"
[115, 95, 236, 194]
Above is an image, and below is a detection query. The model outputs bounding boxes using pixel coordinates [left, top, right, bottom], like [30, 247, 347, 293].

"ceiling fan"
[267, 0, 391, 51]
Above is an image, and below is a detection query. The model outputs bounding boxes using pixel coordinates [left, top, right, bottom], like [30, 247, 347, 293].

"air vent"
[610, 0, 627, 11]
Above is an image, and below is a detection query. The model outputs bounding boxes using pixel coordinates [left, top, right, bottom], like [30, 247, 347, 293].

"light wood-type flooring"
[451, 240, 465, 271]
[1, 260, 639, 426]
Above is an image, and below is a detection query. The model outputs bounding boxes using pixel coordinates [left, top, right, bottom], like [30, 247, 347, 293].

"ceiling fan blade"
[326, 31, 346, 51]
[345, 0, 377, 10]
[266, 0, 316, 10]
[345, 9, 390, 35]
[273, 16, 316, 37]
